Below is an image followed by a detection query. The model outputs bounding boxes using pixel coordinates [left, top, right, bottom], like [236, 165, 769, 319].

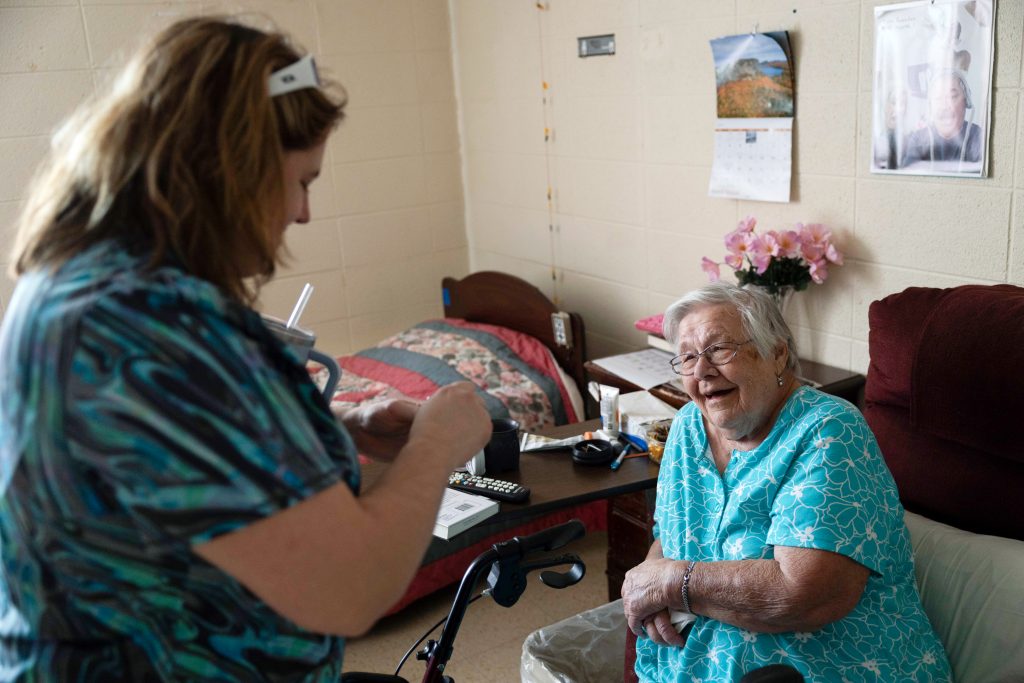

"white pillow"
[550, 353, 585, 423]
[905, 511, 1024, 683]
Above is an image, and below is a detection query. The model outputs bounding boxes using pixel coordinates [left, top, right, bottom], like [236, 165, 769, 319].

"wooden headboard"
[441, 271, 587, 398]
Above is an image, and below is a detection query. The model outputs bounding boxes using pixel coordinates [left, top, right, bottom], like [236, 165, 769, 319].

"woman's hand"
[198, 384, 491, 636]
[621, 557, 688, 647]
[335, 400, 420, 461]
[407, 383, 492, 472]
[624, 544, 871, 636]
[639, 608, 685, 647]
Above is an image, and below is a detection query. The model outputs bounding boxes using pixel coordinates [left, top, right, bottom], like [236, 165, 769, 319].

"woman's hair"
[663, 282, 801, 374]
[11, 16, 346, 303]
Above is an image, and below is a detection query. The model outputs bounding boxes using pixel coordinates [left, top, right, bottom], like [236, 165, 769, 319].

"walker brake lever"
[521, 553, 586, 589]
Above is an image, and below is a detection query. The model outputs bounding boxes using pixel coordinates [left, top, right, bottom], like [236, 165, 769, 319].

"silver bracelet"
[681, 560, 697, 613]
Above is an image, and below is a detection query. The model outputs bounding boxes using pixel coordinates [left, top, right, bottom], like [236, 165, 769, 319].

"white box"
[433, 488, 499, 540]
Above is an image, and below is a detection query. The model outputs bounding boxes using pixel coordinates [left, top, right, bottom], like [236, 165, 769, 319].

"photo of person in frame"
[870, 0, 993, 178]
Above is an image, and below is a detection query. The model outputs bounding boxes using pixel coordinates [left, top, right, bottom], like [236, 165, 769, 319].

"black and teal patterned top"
[0, 240, 359, 681]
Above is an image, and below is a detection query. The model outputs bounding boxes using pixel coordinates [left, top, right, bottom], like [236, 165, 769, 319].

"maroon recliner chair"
[864, 283, 1024, 540]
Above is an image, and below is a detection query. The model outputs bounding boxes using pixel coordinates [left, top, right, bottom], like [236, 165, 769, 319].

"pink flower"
[825, 243, 844, 265]
[726, 232, 756, 261]
[748, 236, 774, 274]
[701, 257, 721, 281]
[752, 253, 772, 275]
[700, 216, 842, 291]
[809, 259, 829, 284]
[799, 222, 832, 247]
[736, 215, 757, 234]
[775, 230, 801, 258]
[801, 240, 826, 262]
[724, 229, 747, 254]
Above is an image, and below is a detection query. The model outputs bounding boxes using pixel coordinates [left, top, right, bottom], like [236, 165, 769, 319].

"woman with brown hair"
[0, 16, 491, 680]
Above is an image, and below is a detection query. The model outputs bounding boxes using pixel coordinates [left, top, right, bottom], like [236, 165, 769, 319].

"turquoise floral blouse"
[634, 387, 951, 682]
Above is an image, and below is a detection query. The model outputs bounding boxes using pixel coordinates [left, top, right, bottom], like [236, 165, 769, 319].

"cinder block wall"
[4, 1, 1023, 371]
[0, 0, 467, 357]
[451, 0, 1024, 372]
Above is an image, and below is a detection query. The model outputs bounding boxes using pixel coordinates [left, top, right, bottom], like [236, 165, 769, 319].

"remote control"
[448, 472, 530, 503]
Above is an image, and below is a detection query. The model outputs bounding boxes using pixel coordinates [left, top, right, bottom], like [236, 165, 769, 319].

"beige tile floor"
[342, 530, 612, 682]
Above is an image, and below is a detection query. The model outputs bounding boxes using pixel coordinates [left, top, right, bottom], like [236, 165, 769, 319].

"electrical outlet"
[551, 312, 572, 348]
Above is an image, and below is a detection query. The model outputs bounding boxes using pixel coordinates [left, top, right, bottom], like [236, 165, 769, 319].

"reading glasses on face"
[670, 340, 752, 376]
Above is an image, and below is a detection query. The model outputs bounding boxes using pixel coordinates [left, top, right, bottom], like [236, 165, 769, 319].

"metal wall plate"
[578, 34, 615, 57]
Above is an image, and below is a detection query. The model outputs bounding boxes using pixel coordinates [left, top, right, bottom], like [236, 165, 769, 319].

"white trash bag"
[521, 599, 627, 683]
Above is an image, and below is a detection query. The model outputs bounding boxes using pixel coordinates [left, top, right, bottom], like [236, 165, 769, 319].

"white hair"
[662, 282, 801, 374]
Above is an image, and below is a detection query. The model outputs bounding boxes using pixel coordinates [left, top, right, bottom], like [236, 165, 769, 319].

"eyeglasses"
[670, 340, 752, 376]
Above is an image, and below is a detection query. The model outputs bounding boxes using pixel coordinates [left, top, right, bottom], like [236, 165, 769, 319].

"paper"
[708, 32, 795, 203]
[709, 118, 792, 202]
[619, 391, 678, 438]
[520, 432, 585, 453]
[646, 334, 674, 353]
[669, 609, 697, 634]
[591, 348, 677, 390]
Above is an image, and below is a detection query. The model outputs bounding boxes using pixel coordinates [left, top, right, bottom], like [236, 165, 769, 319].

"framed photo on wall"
[870, 0, 994, 178]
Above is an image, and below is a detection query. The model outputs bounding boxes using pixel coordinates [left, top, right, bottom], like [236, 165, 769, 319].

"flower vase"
[749, 285, 795, 318]
[774, 286, 795, 318]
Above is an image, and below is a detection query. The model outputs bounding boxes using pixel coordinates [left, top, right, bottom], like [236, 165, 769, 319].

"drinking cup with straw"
[262, 283, 341, 399]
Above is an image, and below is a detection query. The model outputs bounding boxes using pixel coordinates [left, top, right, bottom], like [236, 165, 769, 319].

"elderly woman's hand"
[621, 557, 688, 647]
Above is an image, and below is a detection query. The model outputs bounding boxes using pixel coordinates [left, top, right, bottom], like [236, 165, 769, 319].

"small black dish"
[571, 438, 616, 466]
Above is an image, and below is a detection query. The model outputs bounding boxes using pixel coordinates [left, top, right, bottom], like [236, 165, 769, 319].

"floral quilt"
[320, 319, 577, 432]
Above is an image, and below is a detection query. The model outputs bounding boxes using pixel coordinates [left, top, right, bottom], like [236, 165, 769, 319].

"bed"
[317, 271, 606, 615]
[325, 271, 588, 430]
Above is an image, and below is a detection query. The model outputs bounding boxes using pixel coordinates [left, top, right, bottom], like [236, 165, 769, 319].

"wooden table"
[522, 420, 659, 600]
[360, 419, 659, 601]
[362, 360, 866, 603]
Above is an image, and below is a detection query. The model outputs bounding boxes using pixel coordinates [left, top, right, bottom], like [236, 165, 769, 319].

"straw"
[286, 283, 314, 329]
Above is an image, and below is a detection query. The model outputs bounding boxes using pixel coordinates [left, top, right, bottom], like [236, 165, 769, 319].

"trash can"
[521, 599, 626, 683]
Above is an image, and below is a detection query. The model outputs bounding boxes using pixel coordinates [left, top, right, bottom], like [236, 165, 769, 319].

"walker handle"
[503, 519, 585, 557]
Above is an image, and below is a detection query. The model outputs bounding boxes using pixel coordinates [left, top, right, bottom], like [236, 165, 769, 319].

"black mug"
[484, 418, 520, 474]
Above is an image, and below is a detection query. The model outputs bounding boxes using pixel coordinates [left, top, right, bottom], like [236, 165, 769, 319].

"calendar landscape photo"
[711, 32, 794, 118]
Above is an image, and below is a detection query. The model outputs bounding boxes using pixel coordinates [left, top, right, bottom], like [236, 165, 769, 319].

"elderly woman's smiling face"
[677, 303, 787, 445]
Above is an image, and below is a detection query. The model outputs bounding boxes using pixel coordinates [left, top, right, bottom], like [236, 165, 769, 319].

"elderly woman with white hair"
[621, 282, 950, 682]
